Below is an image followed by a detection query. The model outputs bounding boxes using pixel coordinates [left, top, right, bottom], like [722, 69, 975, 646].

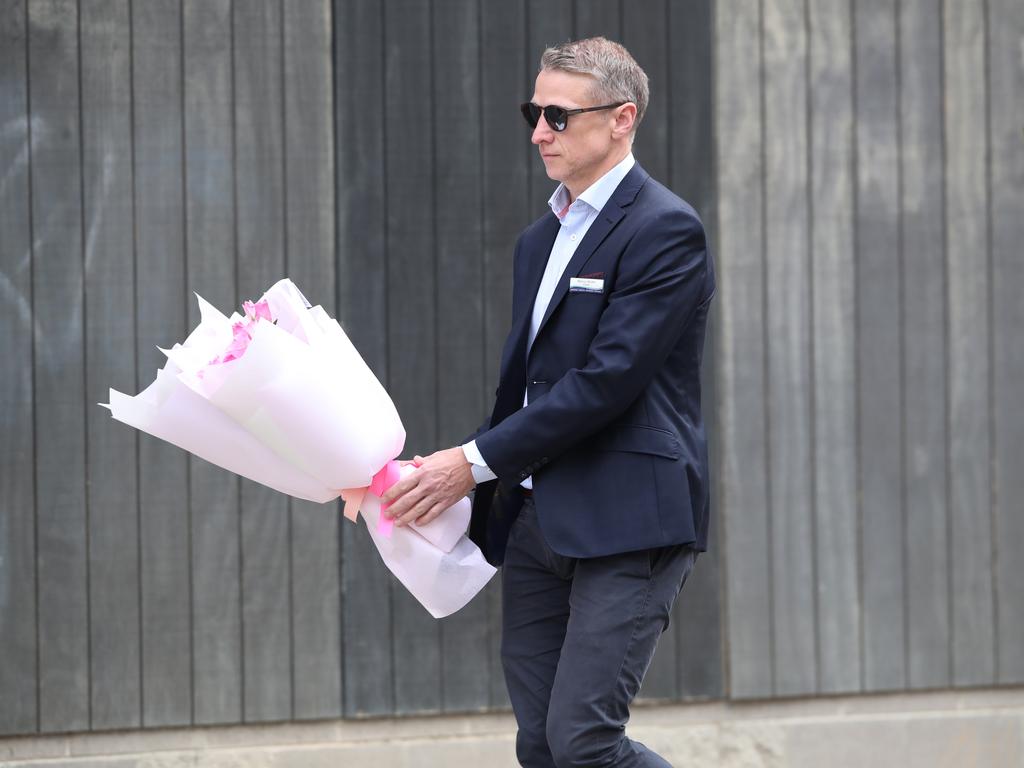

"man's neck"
[565, 144, 632, 202]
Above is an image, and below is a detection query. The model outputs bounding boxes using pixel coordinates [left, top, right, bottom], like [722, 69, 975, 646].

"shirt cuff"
[462, 441, 497, 485]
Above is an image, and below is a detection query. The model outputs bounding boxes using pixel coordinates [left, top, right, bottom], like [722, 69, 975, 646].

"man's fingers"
[382, 484, 426, 518]
[395, 495, 435, 527]
[380, 472, 420, 505]
[414, 501, 449, 528]
[393, 474, 448, 526]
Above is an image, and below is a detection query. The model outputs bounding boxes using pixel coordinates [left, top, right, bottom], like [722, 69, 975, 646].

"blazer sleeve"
[475, 206, 713, 485]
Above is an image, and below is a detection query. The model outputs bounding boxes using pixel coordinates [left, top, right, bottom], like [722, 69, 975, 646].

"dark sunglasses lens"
[544, 106, 568, 131]
[521, 102, 541, 128]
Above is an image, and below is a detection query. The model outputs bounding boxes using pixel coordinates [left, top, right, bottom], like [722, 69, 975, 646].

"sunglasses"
[520, 101, 627, 132]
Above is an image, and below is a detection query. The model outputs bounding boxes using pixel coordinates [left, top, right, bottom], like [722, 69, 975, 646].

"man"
[382, 37, 714, 768]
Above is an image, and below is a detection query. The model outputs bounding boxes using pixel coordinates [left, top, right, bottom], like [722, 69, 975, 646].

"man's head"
[525, 37, 649, 199]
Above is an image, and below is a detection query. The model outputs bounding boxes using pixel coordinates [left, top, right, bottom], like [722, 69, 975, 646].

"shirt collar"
[548, 152, 636, 220]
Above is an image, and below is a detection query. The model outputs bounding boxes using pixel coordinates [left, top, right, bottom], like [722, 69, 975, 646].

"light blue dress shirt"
[462, 153, 636, 487]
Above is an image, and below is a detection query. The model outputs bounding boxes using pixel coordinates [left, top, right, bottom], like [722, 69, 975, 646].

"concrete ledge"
[1, 687, 1021, 767]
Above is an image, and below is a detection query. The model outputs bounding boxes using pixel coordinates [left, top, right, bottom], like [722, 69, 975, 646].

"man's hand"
[380, 446, 475, 528]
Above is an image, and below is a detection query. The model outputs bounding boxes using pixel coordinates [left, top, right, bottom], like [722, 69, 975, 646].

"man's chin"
[541, 161, 564, 182]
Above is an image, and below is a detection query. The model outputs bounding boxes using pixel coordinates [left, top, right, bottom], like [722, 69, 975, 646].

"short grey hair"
[539, 37, 649, 133]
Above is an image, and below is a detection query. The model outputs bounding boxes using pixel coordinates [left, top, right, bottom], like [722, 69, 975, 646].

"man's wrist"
[462, 441, 497, 484]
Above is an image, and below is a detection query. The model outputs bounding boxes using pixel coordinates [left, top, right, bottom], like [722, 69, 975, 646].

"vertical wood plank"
[808, 0, 861, 694]
[234, 0, 291, 723]
[334, 0, 394, 718]
[0, 0, 38, 735]
[433, 0, 490, 713]
[182, 0, 238, 728]
[854, 0, 905, 691]
[480, 0, 529, 710]
[764, 0, 815, 697]
[899, 0, 949, 690]
[385, 0, 441, 715]
[284, 0, 342, 720]
[667, 0, 715, 222]
[432, 1, 484, 459]
[668, 0, 722, 701]
[527, 0, 572, 209]
[80, 0, 141, 730]
[28, 0, 89, 732]
[134, 0, 193, 729]
[290, 501, 342, 720]
[943, 0, 994, 687]
[716, 0, 772, 699]
[987, 0, 1024, 686]
[622, 0, 669, 184]
[573, 0, 619, 41]
[623, 0, 678, 703]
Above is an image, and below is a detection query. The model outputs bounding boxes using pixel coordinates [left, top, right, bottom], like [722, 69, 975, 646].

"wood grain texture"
[622, 0, 668, 185]
[283, 0, 341, 720]
[987, 0, 1024, 686]
[0, 0, 38, 735]
[716, 0, 772, 699]
[668, 0, 721, 702]
[764, 0, 815, 697]
[384, 0, 441, 715]
[854, 0, 905, 692]
[627, 0, 676, 704]
[28, 0, 89, 732]
[808, 0, 861, 694]
[334, 0, 394, 719]
[573, 0, 619, 40]
[943, 0, 994, 687]
[134, 0, 193, 728]
[15, 0, 1022, 734]
[80, 0, 141, 729]
[899, 0, 949, 690]
[433, 0, 491, 714]
[234, 0, 292, 723]
[182, 0, 239, 728]
[480, 0, 529, 710]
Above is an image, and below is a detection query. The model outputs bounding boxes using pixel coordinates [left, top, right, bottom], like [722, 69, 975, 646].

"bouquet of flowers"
[104, 278, 495, 618]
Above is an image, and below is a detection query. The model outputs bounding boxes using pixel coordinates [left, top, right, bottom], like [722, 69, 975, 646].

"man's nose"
[531, 116, 553, 144]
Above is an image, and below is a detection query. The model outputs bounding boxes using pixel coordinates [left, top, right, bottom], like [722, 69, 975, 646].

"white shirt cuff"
[462, 441, 497, 485]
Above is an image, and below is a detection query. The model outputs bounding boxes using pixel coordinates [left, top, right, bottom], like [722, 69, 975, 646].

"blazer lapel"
[531, 164, 649, 347]
[518, 213, 561, 322]
[496, 212, 559, 392]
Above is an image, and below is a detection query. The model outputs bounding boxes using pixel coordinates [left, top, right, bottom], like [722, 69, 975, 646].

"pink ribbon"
[340, 460, 401, 537]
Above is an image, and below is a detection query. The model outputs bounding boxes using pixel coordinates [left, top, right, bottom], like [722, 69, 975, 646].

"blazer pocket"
[594, 424, 681, 460]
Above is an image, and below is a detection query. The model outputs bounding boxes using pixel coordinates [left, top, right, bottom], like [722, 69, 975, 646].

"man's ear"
[611, 103, 637, 139]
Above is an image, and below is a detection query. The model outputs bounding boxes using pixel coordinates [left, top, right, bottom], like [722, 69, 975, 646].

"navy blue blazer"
[469, 163, 715, 565]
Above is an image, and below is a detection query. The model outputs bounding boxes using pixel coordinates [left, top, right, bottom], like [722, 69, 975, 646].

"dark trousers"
[501, 498, 697, 768]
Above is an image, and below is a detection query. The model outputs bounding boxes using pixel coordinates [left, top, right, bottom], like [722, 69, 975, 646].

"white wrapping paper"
[104, 278, 494, 617]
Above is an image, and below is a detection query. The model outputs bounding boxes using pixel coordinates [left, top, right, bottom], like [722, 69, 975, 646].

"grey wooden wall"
[0, 0, 336, 734]
[0, 0, 719, 736]
[716, 0, 1024, 699]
